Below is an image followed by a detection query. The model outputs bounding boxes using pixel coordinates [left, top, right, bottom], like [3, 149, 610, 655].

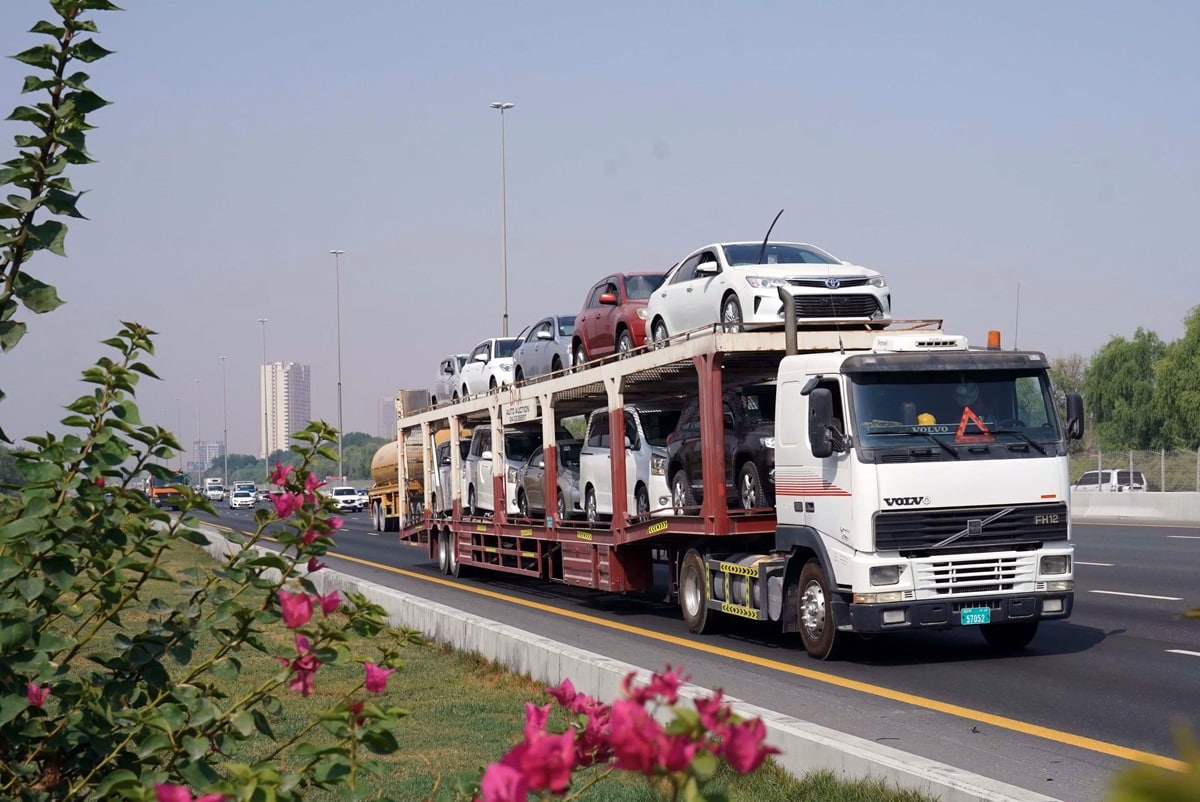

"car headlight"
[636, 308, 649, 320]
[651, 455, 666, 476]
[759, 436, 775, 449]
[868, 275, 886, 288]
[507, 467, 518, 483]
[745, 276, 788, 289]
[1040, 555, 1071, 575]
[499, 363, 512, 371]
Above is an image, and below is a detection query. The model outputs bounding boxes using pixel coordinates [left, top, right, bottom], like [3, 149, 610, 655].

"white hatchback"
[431, 353, 468, 405]
[458, 337, 521, 396]
[645, 241, 890, 343]
[577, 405, 682, 522]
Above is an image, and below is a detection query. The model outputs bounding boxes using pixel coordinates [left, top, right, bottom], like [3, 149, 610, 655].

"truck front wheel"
[679, 549, 715, 634]
[797, 559, 847, 660]
[980, 621, 1038, 651]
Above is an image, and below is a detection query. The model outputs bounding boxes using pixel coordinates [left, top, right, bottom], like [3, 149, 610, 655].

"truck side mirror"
[1065, 392, 1085, 441]
[808, 388, 834, 459]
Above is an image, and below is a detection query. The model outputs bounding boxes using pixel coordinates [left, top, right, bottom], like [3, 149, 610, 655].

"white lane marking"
[1075, 561, 1113, 566]
[1167, 535, 1200, 539]
[1089, 590, 1183, 601]
[1167, 650, 1200, 658]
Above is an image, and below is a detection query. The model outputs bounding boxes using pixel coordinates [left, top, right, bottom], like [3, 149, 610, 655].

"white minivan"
[1072, 469, 1147, 492]
[577, 405, 683, 522]
[461, 427, 543, 516]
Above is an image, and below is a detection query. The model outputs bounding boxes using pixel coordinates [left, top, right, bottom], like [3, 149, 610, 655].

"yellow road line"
[219, 520, 1184, 772]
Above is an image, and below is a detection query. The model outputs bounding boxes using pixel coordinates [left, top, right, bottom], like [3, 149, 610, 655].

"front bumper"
[847, 592, 1074, 633]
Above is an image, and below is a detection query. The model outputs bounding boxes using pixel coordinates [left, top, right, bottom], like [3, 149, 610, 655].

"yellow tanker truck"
[366, 389, 433, 532]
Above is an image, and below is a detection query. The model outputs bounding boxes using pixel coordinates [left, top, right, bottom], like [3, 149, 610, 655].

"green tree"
[1153, 306, 1200, 450]
[1083, 328, 1167, 450]
[1048, 354, 1090, 452]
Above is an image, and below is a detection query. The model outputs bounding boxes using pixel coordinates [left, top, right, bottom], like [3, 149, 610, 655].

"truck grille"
[875, 502, 1068, 554]
[913, 553, 1038, 596]
[794, 294, 882, 318]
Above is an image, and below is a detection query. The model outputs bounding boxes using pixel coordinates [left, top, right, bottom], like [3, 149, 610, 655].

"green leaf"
[0, 320, 28, 352]
[21, 75, 55, 94]
[44, 188, 86, 218]
[231, 710, 255, 737]
[95, 769, 139, 797]
[6, 106, 48, 125]
[0, 516, 45, 544]
[13, 273, 64, 314]
[0, 694, 28, 727]
[66, 89, 109, 114]
[0, 620, 32, 651]
[28, 219, 68, 257]
[691, 750, 720, 782]
[71, 38, 114, 63]
[12, 45, 56, 70]
[29, 21, 66, 36]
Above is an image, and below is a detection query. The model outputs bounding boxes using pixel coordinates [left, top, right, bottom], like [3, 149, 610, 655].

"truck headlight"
[870, 565, 902, 586]
[1040, 555, 1070, 575]
[651, 455, 666, 476]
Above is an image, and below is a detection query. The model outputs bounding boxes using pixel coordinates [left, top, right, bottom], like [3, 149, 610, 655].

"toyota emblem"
[824, 277, 841, 289]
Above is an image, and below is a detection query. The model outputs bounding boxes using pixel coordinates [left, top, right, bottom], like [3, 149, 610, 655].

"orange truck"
[145, 474, 185, 510]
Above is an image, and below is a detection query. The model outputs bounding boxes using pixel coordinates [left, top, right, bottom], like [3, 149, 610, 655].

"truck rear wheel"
[980, 621, 1038, 651]
[797, 559, 847, 660]
[371, 502, 383, 532]
[679, 549, 715, 634]
[436, 529, 451, 575]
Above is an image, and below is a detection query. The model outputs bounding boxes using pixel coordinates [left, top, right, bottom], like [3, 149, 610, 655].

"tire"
[573, 343, 587, 373]
[371, 502, 383, 532]
[635, 484, 650, 516]
[517, 488, 529, 518]
[651, 319, 668, 349]
[722, 294, 744, 333]
[462, 385, 469, 398]
[737, 462, 764, 510]
[556, 490, 567, 521]
[679, 549, 715, 634]
[585, 487, 598, 524]
[671, 469, 695, 514]
[551, 355, 563, 374]
[797, 559, 847, 660]
[514, 367, 524, 383]
[452, 391, 459, 401]
[431, 395, 437, 406]
[430, 492, 438, 518]
[436, 529, 450, 575]
[467, 486, 477, 517]
[617, 329, 634, 356]
[489, 377, 497, 390]
[980, 621, 1039, 651]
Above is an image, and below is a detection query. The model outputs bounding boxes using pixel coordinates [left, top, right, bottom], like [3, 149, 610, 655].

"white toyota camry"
[645, 241, 890, 344]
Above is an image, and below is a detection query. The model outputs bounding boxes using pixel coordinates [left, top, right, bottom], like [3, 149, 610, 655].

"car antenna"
[757, 209, 784, 264]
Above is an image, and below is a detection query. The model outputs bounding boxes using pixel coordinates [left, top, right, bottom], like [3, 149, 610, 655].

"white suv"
[1072, 469, 1147, 493]
[577, 405, 682, 522]
[458, 338, 521, 396]
[328, 486, 365, 512]
[431, 353, 468, 404]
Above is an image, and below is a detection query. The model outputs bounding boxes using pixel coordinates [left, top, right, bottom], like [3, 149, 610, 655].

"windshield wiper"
[868, 430, 959, 459]
[989, 428, 1047, 455]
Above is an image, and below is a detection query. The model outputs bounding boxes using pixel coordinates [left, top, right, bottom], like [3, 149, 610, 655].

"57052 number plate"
[960, 607, 991, 625]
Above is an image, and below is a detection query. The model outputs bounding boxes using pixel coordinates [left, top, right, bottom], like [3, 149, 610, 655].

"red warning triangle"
[955, 406, 994, 443]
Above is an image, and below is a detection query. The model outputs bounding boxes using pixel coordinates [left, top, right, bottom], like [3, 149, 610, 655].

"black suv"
[666, 384, 776, 510]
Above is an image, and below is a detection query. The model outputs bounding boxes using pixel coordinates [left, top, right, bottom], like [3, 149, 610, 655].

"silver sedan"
[513, 315, 575, 383]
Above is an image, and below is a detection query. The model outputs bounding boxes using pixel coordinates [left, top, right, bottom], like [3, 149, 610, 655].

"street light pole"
[193, 378, 202, 486]
[330, 249, 345, 483]
[219, 355, 229, 486]
[175, 396, 182, 472]
[257, 317, 269, 468]
[489, 101, 514, 336]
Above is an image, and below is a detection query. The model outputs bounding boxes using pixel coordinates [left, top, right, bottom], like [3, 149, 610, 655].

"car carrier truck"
[383, 296, 1084, 660]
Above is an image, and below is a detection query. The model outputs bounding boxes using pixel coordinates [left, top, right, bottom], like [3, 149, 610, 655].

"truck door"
[805, 377, 854, 543]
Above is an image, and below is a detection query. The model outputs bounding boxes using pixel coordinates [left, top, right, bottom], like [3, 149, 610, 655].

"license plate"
[960, 607, 991, 625]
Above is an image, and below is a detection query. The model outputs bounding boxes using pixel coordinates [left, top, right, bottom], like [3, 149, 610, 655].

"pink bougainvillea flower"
[608, 698, 664, 775]
[694, 688, 731, 732]
[303, 472, 326, 504]
[523, 701, 551, 738]
[721, 716, 780, 773]
[269, 461, 294, 486]
[622, 664, 688, 706]
[278, 589, 313, 629]
[288, 638, 321, 697]
[660, 732, 701, 773]
[479, 762, 529, 802]
[318, 590, 340, 615]
[306, 557, 325, 573]
[300, 528, 320, 547]
[26, 682, 49, 708]
[546, 677, 577, 708]
[328, 515, 345, 531]
[348, 700, 365, 726]
[270, 491, 303, 519]
[520, 729, 576, 793]
[364, 661, 395, 693]
[154, 784, 225, 802]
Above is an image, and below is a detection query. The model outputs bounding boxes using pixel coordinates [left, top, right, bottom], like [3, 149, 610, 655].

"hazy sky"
[2, 1, 1198, 460]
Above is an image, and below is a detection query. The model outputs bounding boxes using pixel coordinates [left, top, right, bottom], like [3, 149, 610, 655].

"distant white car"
[228, 490, 256, 510]
[354, 488, 370, 508]
[458, 337, 521, 396]
[205, 484, 226, 502]
[329, 486, 364, 512]
[645, 241, 891, 343]
[431, 353, 468, 405]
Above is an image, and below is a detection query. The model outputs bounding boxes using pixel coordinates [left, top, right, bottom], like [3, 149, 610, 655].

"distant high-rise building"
[260, 361, 312, 459]
[192, 440, 224, 474]
[378, 395, 397, 439]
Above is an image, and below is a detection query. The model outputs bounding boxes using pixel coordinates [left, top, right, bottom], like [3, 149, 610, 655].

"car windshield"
[456, 355, 467, 369]
[559, 441, 582, 469]
[721, 243, 839, 266]
[495, 338, 521, 358]
[624, 274, 666, 300]
[850, 369, 1061, 456]
[557, 316, 576, 337]
[332, 488, 355, 496]
[738, 385, 776, 424]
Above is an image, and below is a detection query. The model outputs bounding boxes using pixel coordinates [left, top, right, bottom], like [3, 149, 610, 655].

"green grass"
[133, 541, 936, 801]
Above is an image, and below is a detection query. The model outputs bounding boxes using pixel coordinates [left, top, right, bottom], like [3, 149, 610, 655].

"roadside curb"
[196, 524, 1060, 802]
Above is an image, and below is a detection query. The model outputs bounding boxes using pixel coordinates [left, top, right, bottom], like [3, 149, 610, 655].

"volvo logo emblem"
[825, 277, 841, 289]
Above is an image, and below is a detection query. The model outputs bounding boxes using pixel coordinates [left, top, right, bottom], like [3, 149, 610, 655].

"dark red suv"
[571, 272, 667, 368]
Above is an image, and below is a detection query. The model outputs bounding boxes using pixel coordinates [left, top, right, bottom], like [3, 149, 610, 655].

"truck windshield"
[849, 369, 1061, 457]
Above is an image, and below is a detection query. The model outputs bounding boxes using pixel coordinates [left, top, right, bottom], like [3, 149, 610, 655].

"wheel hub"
[800, 580, 826, 640]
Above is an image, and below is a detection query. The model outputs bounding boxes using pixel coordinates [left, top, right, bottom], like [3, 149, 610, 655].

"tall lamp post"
[257, 317, 269, 470]
[175, 396, 182, 472]
[330, 249, 345, 483]
[219, 355, 229, 486]
[489, 101, 514, 336]
[193, 378, 202, 486]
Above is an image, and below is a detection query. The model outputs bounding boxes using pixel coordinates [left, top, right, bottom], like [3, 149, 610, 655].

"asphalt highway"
[197, 508, 1200, 802]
